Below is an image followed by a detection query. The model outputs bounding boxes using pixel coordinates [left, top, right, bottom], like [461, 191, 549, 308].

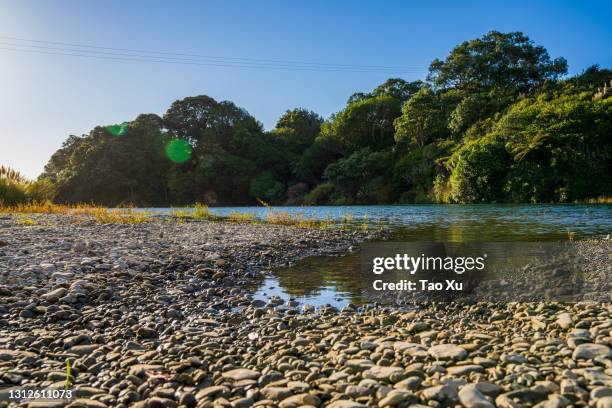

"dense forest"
[5, 31, 611, 206]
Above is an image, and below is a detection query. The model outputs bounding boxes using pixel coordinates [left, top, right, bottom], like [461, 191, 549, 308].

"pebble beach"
[0, 214, 610, 408]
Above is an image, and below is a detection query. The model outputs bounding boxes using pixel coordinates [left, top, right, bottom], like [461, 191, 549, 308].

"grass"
[265, 210, 336, 229]
[577, 196, 612, 204]
[1, 200, 368, 230]
[0, 202, 151, 224]
[228, 211, 256, 223]
[15, 215, 38, 226]
[170, 203, 211, 222]
[92, 208, 151, 224]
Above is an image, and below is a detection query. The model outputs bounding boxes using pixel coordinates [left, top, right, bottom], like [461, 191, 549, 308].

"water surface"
[155, 205, 611, 308]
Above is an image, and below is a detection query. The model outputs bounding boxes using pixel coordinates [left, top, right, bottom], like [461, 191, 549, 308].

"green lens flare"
[165, 139, 192, 164]
[106, 123, 129, 136]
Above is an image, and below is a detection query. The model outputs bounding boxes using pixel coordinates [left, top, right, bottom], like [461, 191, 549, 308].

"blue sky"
[1, 0, 611, 178]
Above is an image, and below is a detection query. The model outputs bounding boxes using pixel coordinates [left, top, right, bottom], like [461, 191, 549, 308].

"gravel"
[0, 214, 610, 407]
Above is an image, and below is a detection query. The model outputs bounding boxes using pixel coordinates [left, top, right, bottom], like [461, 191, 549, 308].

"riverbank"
[0, 214, 610, 408]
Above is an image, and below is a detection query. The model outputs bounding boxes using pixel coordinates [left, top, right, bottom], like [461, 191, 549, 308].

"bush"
[304, 183, 336, 205]
[249, 171, 286, 203]
[449, 137, 510, 203]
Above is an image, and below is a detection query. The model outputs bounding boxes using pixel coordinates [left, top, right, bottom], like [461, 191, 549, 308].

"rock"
[363, 365, 404, 382]
[260, 387, 292, 400]
[447, 365, 484, 376]
[533, 395, 571, 408]
[572, 343, 612, 360]
[195, 386, 229, 400]
[178, 393, 196, 408]
[221, 368, 261, 381]
[0, 349, 36, 360]
[68, 344, 98, 356]
[327, 401, 367, 408]
[421, 385, 458, 402]
[597, 397, 612, 408]
[66, 399, 108, 408]
[556, 313, 573, 329]
[128, 364, 167, 377]
[378, 389, 417, 406]
[592, 388, 612, 400]
[147, 397, 177, 408]
[137, 327, 158, 338]
[279, 393, 321, 408]
[394, 376, 422, 391]
[500, 388, 547, 404]
[428, 344, 468, 360]
[459, 384, 495, 408]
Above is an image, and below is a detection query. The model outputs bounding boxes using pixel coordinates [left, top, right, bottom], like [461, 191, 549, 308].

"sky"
[1, 0, 611, 178]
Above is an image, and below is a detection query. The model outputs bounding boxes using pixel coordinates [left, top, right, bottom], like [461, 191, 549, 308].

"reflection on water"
[242, 205, 610, 309]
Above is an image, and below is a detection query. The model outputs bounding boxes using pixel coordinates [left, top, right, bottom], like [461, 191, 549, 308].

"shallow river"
[153, 205, 611, 308]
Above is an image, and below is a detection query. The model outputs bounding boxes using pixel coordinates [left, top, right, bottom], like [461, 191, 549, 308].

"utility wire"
[0, 35, 426, 74]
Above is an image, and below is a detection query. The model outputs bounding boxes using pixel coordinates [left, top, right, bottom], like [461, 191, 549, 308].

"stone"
[459, 384, 495, 408]
[597, 397, 612, 408]
[327, 401, 367, 408]
[556, 313, 573, 329]
[279, 393, 321, 408]
[428, 344, 468, 360]
[66, 399, 108, 408]
[222, 368, 261, 381]
[572, 343, 612, 360]
[363, 365, 404, 382]
[260, 387, 292, 400]
[447, 365, 484, 376]
[378, 389, 417, 406]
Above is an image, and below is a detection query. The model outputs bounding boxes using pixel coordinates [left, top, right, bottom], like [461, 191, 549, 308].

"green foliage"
[449, 136, 510, 203]
[250, 171, 286, 203]
[0, 166, 56, 205]
[323, 147, 393, 203]
[394, 86, 449, 146]
[428, 30, 567, 93]
[40, 32, 610, 206]
[304, 183, 336, 205]
[320, 94, 401, 153]
[393, 142, 452, 202]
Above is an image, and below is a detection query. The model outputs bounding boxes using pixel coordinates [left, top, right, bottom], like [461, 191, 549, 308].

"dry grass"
[0, 202, 151, 224]
[170, 203, 211, 221]
[265, 210, 335, 229]
[0, 201, 71, 214]
[578, 196, 612, 204]
[228, 211, 256, 223]
[15, 215, 38, 226]
[92, 208, 151, 224]
[193, 203, 210, 219]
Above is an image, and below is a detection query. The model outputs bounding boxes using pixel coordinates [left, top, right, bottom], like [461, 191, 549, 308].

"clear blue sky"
[1, 0, 611, 178]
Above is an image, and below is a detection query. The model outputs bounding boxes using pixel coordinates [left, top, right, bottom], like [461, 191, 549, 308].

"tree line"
[36, 31, 612, 206]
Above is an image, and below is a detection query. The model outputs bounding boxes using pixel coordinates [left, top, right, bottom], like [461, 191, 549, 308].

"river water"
[153, 204, 611, 308]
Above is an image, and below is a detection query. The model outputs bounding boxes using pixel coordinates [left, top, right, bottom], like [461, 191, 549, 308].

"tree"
[163, 95, 262, 150]
[323, 147, 393, 203]
[394, 86, 448, 146]
[275, 108, 322, 146]
[320, 94, 401, 153]
[372, 78, 424, 103]
[428, 31, 567, 93]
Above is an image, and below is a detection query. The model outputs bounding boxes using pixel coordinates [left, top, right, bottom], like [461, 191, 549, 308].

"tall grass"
[0, 165, 55, 206]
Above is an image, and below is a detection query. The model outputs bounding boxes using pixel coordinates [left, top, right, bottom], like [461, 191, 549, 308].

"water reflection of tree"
[274, 253, 364, 302]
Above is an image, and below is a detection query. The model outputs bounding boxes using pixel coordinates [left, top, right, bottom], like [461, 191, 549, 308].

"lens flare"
[165, 139, 192, 164]
[106, 123, 129, 136]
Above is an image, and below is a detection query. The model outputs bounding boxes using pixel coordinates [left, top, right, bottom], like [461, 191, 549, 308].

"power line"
[0, 35, 426, 74]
